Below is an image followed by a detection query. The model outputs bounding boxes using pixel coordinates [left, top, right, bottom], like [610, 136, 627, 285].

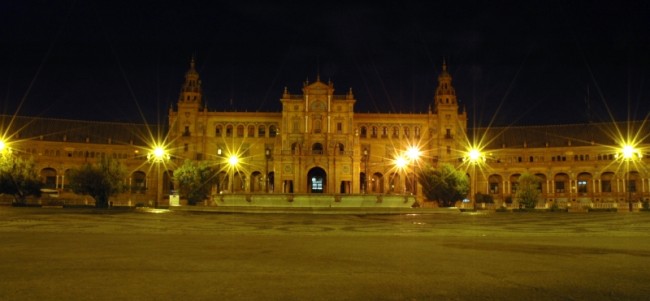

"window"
[414, 127, 420, 138]
[555, 181, 565, 193]
[314, 120, 322, 133]
[215, 125, 222, 137]
[360, 126, 367, 138]
[311, 177, 323, 191]
[445, 129, 452, 139]
[248, 125, 255, 137]
[382, 127, 388, 138]
[392, 127, 399, 138]
[269, 125, 277, 137]
[404, 127, 410, 138]
[578, 180, 588, 193]
[237, 125, 244, 137]
[601, 180, 612, 192]
[258, 125, 266, 137]
[371, 126, 378, 138]
[489, 183, 499, 194]
[628, 180, 637, 192]
[183, 126, 190, 136]
[336, 122, 342, 133]
[312, 143, 323, 155]
[226, 125, 233, 137]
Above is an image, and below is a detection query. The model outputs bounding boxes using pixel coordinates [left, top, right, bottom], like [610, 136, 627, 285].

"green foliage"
[174, 159, 214, 205]
[418, 163, 469, 207]
[515, 172, 541, 209]
[0, 155, 42, 205]
[68, 157, 127, 208]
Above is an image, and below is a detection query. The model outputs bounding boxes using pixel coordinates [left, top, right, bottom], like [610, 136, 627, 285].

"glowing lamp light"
[147, 146, 169, 162]
[620, 144, 641, 160]
[228, 155, 239, 166]
[406, 146, 421, 160]
[0, 140, 5, 153]
[395, 156, 408, 169]
[468, 148, 483, 163]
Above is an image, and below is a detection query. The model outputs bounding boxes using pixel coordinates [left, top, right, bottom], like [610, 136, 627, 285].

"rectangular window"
[489, 183, 499, 194]
[601, 180, 612, 192]
[555, 181, 565, 193]
[577, 180, 588, 193]
[628, 180, 636, 192]
[336, 122, 342, 133]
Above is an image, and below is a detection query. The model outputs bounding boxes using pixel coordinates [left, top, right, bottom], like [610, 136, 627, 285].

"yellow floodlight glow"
[147, 145, 170, 162]
[394, 156, 408, 169]
[228, 155, 239, 166]
[620, 144, 641, 160]
[468, 148, 483, 163]
[0, 140, 5, 153]
[406, 146, 421, 161]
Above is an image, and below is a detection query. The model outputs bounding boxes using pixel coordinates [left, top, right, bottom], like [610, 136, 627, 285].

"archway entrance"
[307, 167, 327, 193]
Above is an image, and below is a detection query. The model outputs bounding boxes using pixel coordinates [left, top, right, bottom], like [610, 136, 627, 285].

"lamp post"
[216, 147, 223, 193]
[147, 146, 169, 208]
[363, 148, 369, 193]
[265, 148, 271, 193]
[394, 155, 409, 194]
[405, 146, 421, 195]
[618, 144, 642, 211]
[466, 148, 484, 210]
[228, 154, 239, 193]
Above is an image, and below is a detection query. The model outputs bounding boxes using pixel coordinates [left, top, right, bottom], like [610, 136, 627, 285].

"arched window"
[312, 143, 323, 155]
[215, 125, 223, 137]
[258, 125, 266, 137]
[269, 125, 277, 137]
[360, 126, 367, 138]
[248, 125, 255, 137]
[371, 126, 378, 138]
[226, 125, 233, 137]
[237, 125, 244, 137]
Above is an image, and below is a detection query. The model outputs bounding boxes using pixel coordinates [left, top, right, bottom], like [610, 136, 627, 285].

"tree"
[68, 157, 127, 208]
[515, 172, 541, 208]
[173, 159, 214, 205]
[418, 163, 469, 207]
[0, 155, 42, 205]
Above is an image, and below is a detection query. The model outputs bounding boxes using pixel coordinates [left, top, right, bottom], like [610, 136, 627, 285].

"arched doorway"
[40, 168, 57, 189]
[307, 167, 326, 193]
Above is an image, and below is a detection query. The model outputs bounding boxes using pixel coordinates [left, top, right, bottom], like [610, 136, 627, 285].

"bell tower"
[433, 60, 466, 162]
[178, 56, 202, 105]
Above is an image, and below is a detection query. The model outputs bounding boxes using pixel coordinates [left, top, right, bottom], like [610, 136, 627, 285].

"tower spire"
[178, 57, 202, 104]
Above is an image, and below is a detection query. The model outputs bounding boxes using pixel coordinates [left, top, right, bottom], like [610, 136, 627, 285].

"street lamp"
[265, 148, 271, 193]
[227, 154, 239, 193]
[363, 148, 369, 193]
[147, 145, 170, 208]
[465, 147, 484, 210]
[216, 147, 224, 193]
[617, 143, 642, 211]
[394, 155, 409, 194]
[405, 146, 421, 195]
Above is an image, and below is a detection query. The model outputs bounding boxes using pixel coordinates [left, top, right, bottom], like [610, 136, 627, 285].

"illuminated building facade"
[2, 58, 648, 208]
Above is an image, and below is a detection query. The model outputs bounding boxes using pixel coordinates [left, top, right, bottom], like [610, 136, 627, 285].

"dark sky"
[1, 0, 649, 127]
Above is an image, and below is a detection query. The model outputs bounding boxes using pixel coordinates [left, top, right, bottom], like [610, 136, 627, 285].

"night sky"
[2, 0, 649, 127]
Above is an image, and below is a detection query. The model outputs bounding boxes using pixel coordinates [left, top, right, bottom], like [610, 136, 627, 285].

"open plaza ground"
[1, 207, 649, 300]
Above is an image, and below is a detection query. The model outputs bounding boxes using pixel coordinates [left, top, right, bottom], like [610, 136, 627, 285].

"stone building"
[2, 58, 648, 207]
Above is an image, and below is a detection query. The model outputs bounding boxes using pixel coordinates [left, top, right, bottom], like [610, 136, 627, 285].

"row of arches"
[479, 171, 647, 196]
[359, 125, 421, 139]
[215, 124, 278, 138]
